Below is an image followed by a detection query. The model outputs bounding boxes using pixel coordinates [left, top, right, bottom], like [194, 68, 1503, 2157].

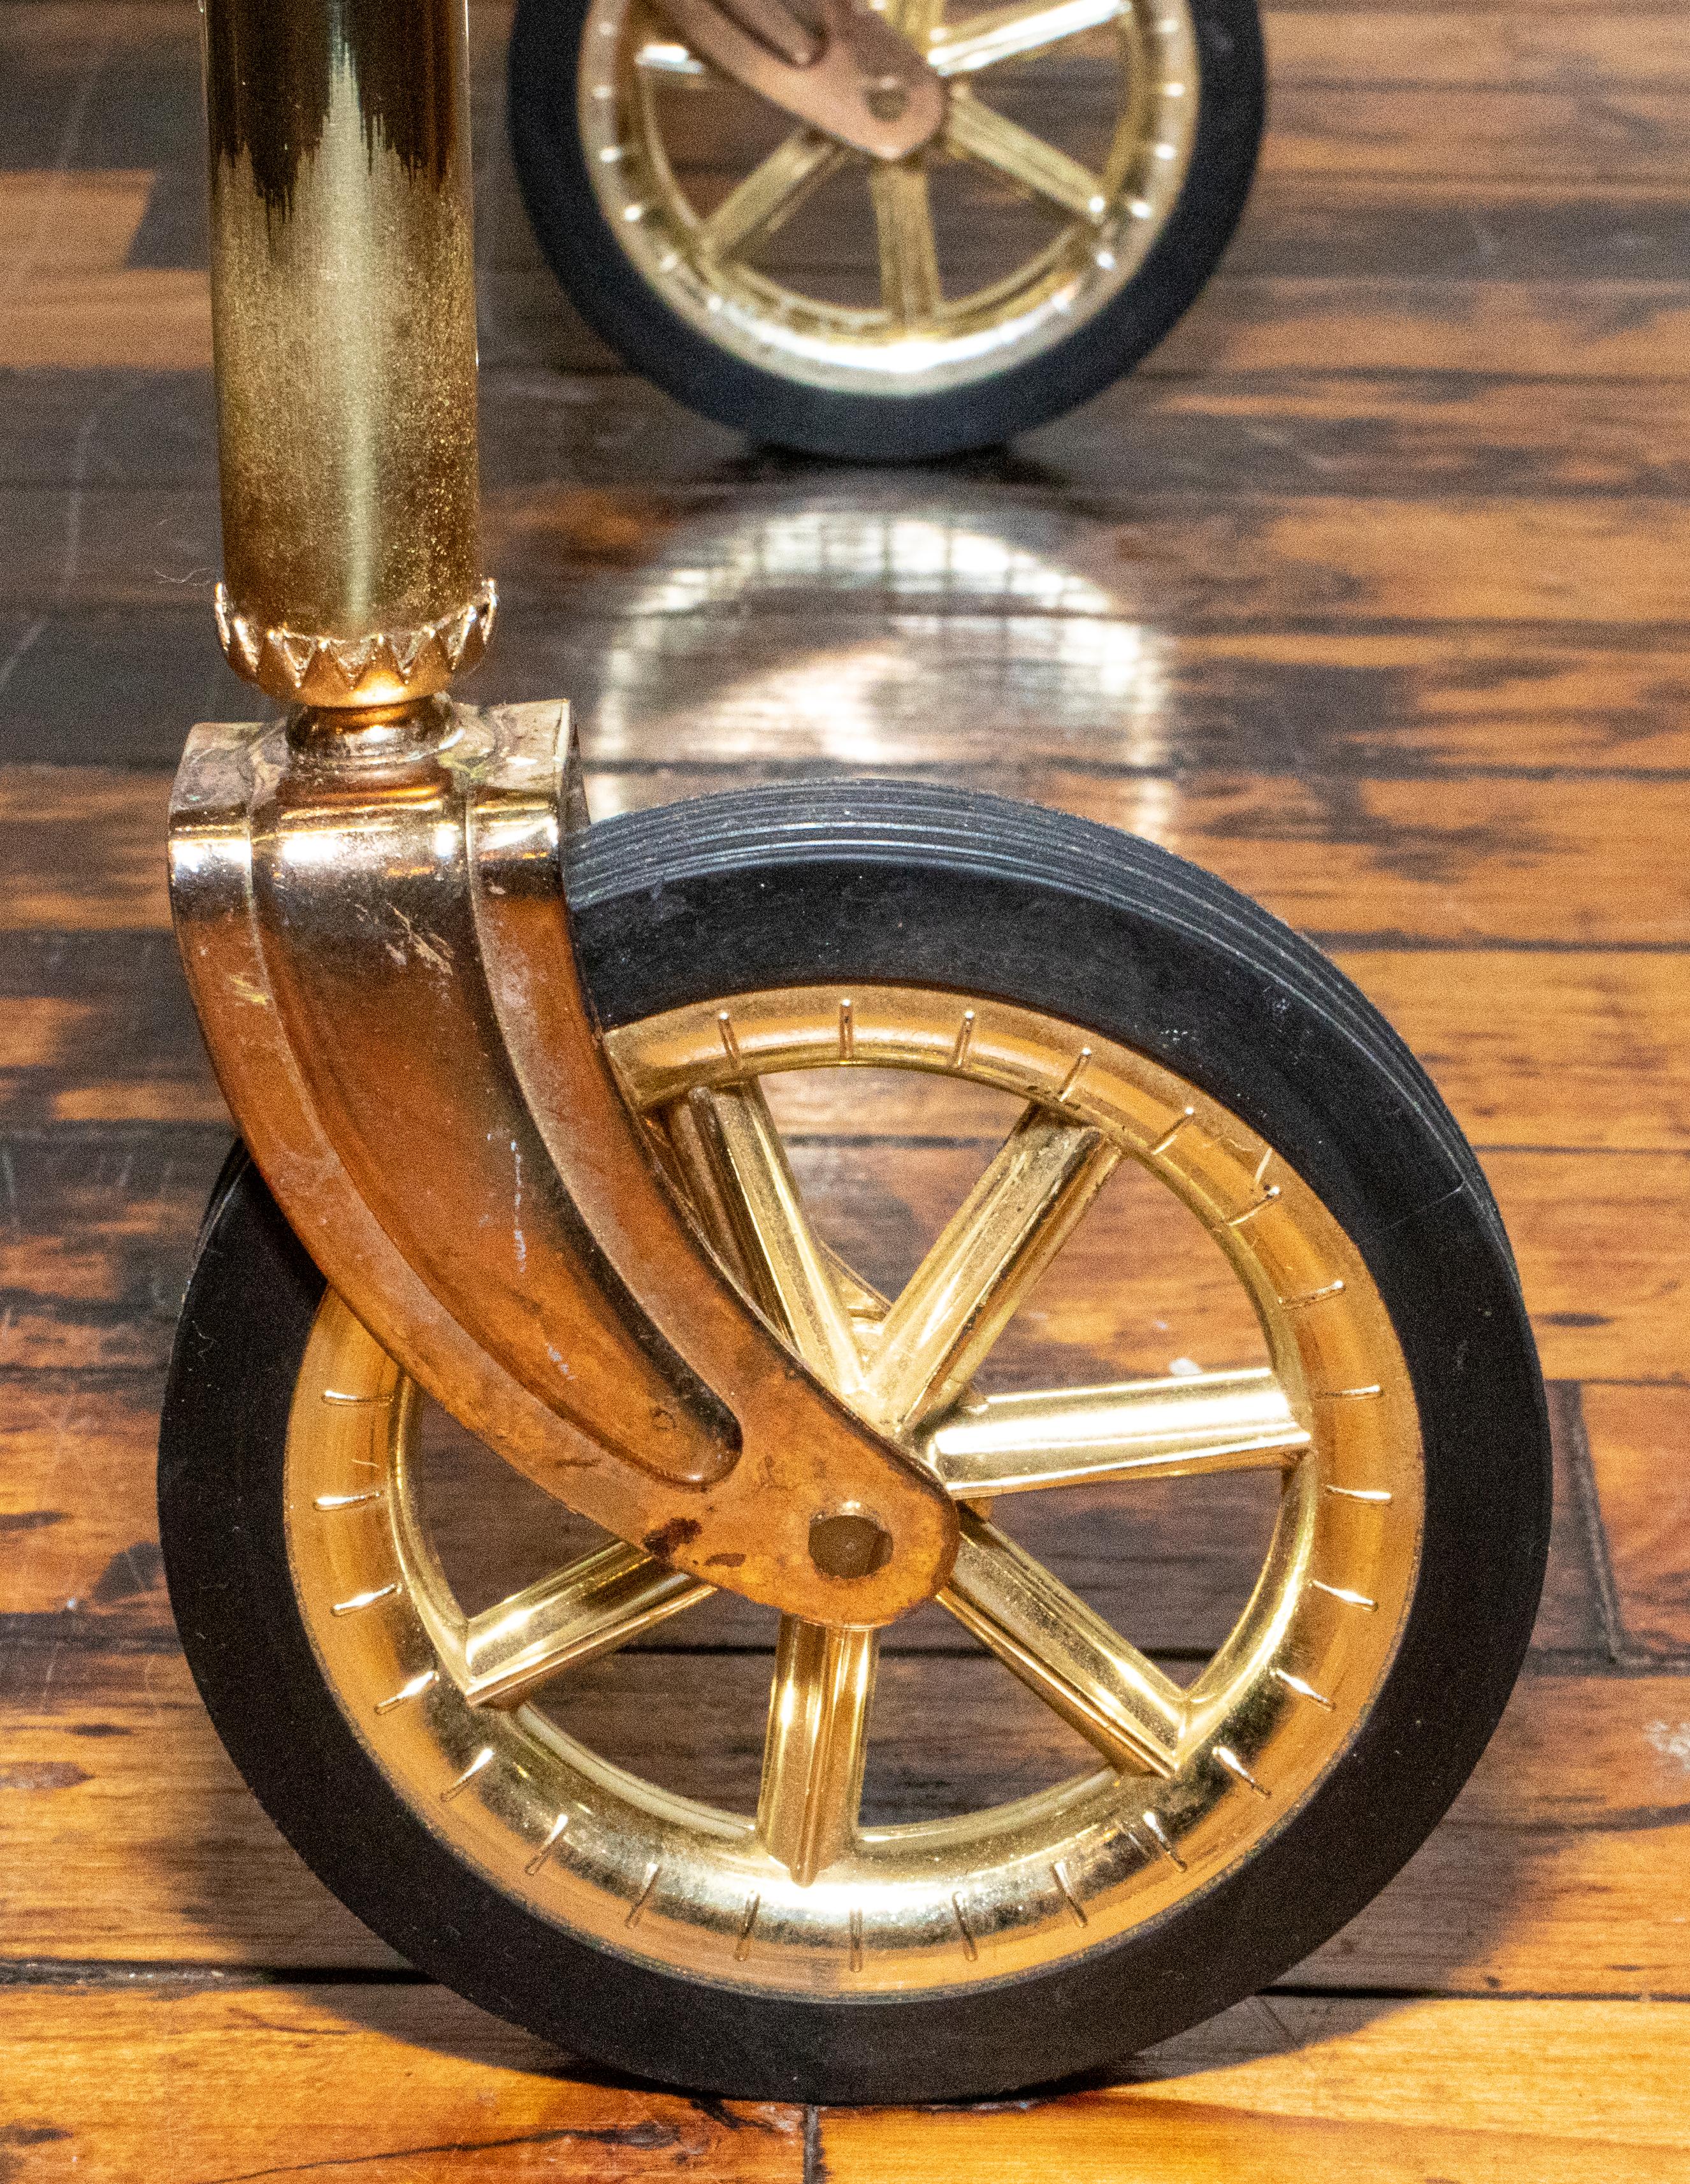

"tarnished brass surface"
[651, 0, 946, 159]
[583, 0, 1200, 396]
[170, 700, 955, 1623]
[205, 0, 487, 705]
[187, 0, 955, 1623]
[285, 983, 1425, 1992]
[212, 579, 498, 712]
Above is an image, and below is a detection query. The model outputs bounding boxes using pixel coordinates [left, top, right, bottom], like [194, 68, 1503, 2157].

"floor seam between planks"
[2, 1963, 1686, 2007]
[1561, 1382, 1635, 1662]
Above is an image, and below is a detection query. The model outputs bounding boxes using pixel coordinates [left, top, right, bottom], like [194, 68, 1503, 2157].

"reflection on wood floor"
[3, 0, 1689, 2174]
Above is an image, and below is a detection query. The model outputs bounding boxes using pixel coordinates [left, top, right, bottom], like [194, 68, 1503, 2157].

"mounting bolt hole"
[809, 1509, 893, 1580]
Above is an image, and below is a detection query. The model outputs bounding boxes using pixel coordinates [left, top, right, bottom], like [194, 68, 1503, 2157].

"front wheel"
[507, 0, 1265, 457]
[160, 784, 1549, 2102]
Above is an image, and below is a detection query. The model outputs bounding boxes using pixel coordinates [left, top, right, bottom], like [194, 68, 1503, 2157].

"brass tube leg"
[205, 0, 492, 714]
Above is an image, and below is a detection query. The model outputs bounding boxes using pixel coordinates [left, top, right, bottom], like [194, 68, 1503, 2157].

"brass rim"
[577, 0, 1201, 396]
[285, 983, 1424, 1997]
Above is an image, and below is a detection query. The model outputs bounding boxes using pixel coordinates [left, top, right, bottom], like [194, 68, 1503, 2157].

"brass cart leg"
[175, 0, 955, 1625]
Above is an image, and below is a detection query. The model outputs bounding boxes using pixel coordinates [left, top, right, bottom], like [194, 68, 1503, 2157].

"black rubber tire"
[506, 0, 1265, 458]
[160, 784, 1550, 2104]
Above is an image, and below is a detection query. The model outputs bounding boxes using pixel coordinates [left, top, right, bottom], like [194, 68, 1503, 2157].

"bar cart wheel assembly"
[507, 0, 1265, 456]
[159, 0, 1550, 2106]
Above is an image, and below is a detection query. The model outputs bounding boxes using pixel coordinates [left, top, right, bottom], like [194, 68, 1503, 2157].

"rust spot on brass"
[642, 1517, 705, 1563]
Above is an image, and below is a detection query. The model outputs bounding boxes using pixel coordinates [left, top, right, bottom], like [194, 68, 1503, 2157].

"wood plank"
[484, 245, 1690, 393]
[779, 1132, 1690, 1392]
[0, 8, 203, 177]
[0, 1378, 168, 1623]
[1160, 278, 1690, 379]
[3, 929, 1687, 1153]
[0, 1124, 231, 1373]
[1, 0, 1683, 2159]
[0, 1981, 804, 2183]
[13, 762, 1690, 950]
[496, 489, 1690, 630]
[820, 1999, 1690, 2183]
[1260, 89, 1690, 182]
[0, 1350, 1299, 1661]
[11, 251, 1689, 386]
[0, 1649, 1680, 1990]
[1226, 177, 1690, 283]
[1267, 10, 1690, 89]
[1483, 1150, 1690, 1382]
[1536, 1383, 1608, 1654]
[0, 772, 173, 932]
[0, 933, 221, 1126]
[14, 360, 1690, 516]
[1580, 1382, 1690, 1660]
[512, 35, 1690, 176]
[1097, 373, 1690, 502]
[19, 474, 1690, 623]
[581, 768, 1690, 951]
[2, 1093, 1677, 1395]
[0, 1101, 1603, 1654]
[484, 173, 1690, 289]
[0, 271, 212, 372]
[16, 472, 1690, 626]
[12, 602, 1690, 776]
[6, 939, 1684, 1205]
[1331, 951, 1690, 1153]
[0, 1304, 1603, 1664]
[0, 173, 152, 281]
[1303, 1662, 1690, 1991]
[1276, 0, 1690, 14]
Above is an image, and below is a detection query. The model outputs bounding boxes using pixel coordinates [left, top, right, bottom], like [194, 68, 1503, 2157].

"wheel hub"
[649, 0, 948, 158]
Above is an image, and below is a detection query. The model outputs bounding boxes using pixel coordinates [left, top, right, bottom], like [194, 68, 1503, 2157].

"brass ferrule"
[205, 0, 490, 711]
[285, 692, 459, 765]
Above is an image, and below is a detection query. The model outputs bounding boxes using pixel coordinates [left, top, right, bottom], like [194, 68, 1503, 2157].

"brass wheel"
[509, 0, 1264, 451]
[285, 982, 1422, 1995]
[579, 0, 1197, 395]
[163, 785, 1547, 2097]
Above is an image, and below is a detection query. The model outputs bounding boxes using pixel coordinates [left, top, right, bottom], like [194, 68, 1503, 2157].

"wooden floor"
[4, 0, 1690, 2176]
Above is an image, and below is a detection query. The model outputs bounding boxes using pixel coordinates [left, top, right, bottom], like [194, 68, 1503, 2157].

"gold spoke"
[921, 1368, 1311, 1497]
[940, 1512, 1185, 1772]
[942, 89, 1107, 222]
[634, 36, 709, 75]
[674, 1083, 868, 1395]
[657, 1090, 758, 1296]
[756, 1617, 879, 1883]
[696, 129, 845, 263]
[864, 1106, 1120, 1433]
[870, 163, 943, 326]
[878, 0, 949, 50]
[668, 1087, 879, 1884]
[461, 1542, 711, 1709]
[928, 0, 1125, 75]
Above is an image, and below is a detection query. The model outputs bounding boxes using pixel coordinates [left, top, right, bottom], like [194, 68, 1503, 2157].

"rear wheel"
[508, 0, 1264, 456]
[160, 785, 1549, 2102]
